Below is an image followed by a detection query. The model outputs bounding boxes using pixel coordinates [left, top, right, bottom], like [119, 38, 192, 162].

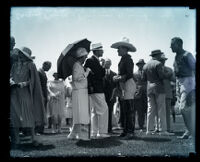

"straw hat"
[91, 43, 103, 51]
[111, 37, 136, 52]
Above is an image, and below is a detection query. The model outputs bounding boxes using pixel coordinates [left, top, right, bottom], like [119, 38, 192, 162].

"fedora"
[91, 43, 103, 51]
[111, 37, 136, 52]
[136, 59, 145, 65]
[19, 47, 33, 60]
[149, 49, 164, 56]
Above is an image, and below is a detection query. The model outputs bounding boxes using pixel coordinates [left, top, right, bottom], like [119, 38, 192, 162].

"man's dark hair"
[43, 61, 51, 67]
[172, 37, 183, 47]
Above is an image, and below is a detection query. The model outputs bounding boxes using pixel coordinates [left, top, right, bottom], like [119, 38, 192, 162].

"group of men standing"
[84, 36, 196, 140]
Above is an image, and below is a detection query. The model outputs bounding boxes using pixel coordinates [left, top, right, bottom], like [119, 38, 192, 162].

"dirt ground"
[9, 115, 196, 158]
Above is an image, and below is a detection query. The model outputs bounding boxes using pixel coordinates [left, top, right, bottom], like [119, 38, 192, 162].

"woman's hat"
[149, 49, 164, 56]
[75, 47, 88, 58]
[111, 37, 136, 52]
[91, 43, 103, 51]
[19, 47, 35, 60]
[136, 59, 146, 65]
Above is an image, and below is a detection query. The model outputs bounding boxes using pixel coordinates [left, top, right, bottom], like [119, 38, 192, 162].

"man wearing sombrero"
[143, 50, 174, 136]
[111, 37, 137, 139]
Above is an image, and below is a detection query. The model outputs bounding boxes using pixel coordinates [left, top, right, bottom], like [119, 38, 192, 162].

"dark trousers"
[134, 97, 147, 129]
[119, 99, 125, 128]
[106, 100, 114, 133]
[122, 99, 135, 134]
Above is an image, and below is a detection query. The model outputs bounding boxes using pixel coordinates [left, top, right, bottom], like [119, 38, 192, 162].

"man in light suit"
[143, 50, 174, 136]
[84, 43, 110, 138]
[102, 58, 117, 133]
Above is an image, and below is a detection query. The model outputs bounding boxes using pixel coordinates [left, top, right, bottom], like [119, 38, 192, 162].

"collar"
[92, 54, 100, 61]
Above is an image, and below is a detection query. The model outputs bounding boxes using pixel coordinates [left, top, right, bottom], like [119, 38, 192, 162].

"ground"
[10, 115, 196, 158]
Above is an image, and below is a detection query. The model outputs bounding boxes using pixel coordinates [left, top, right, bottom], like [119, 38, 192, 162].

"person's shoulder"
[110, 70, 117, 75]
[85, 56, 94, 63]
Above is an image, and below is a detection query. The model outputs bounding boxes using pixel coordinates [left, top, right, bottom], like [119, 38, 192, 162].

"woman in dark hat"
[10, 47, 45, 147]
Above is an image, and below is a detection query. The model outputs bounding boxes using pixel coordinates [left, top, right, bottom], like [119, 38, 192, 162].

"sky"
[10, 7, 196, 81]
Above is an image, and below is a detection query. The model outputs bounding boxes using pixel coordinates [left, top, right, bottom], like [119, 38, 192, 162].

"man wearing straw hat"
[84, 43, 110, 138]
[143, 50, 174, 136]
[111, 37, 137, 139]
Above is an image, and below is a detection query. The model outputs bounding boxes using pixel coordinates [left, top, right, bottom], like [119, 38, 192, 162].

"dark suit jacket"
[38, 68, 48, 105]
[84, 55, 105, 94]
[103, 69, 117, 103]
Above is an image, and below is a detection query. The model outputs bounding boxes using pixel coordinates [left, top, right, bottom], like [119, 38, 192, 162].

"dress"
[64, 86, 73, 119]
[10, 61, 45, 128]
[48, 80, 65, 120]
[72, 61, 90, 125]
[67, 61, 90, 140]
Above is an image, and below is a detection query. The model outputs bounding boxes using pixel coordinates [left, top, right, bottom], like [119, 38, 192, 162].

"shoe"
[152, 130, 160, 134]
[99, 134, 110, 138]
[123, 133, 135, 139]
[67, 134, 77, 140]
[159, 131, 175, 136]
[177, 134, 189, 139]
[119, 132, 127, 137]
[51, 130, 56, 134]
[146, 131, 154, 135]
[36, 133, 41, 136]
[32, 140, 42, 147]
[91, 133, 98, 139]
[139, 129, 144, 133]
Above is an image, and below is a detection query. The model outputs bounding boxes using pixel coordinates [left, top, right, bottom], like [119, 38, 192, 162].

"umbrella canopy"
[57, 38, 91, 80]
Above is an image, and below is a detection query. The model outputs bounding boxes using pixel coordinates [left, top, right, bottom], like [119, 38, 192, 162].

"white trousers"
[90, 93, 108, 135]
[146, 93, 167, 132]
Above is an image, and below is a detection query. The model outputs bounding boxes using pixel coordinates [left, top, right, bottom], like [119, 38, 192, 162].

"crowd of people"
[9, 36, 196, 147]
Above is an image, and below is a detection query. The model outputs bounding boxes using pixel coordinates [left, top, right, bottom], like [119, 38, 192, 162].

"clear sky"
[10, 7, 196, 80]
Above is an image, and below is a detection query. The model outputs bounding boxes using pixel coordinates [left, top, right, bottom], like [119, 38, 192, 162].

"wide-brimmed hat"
[136, 59, 146, 65]
[91, 43, 103, 51]
[160, 54, 168, 61]
[75, 47, 88, 58]
[19, 47, 34, 60]
[111, 37, 136, 52]
[149, 49, 164, 56]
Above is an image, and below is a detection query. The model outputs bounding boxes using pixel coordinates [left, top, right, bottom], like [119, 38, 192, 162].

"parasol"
[57, 38, 91, 80]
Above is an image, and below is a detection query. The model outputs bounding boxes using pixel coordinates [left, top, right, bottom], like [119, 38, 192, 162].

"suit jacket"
[103, 69, 117, 103]
[84, 55, 105, 94]
[38, 68, 48, 104]
[143, 58, 171, 95]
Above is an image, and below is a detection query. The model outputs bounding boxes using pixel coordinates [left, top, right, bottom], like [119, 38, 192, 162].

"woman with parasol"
[67, 47, 92, 141]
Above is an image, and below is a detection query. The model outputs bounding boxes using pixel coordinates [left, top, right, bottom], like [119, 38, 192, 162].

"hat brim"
[149, 52, 164, 56]
[136, 62, 145, 65]
[19, 48, 33, 60]
[111, 41, 136, 52]
[91, 48, 103, 51]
